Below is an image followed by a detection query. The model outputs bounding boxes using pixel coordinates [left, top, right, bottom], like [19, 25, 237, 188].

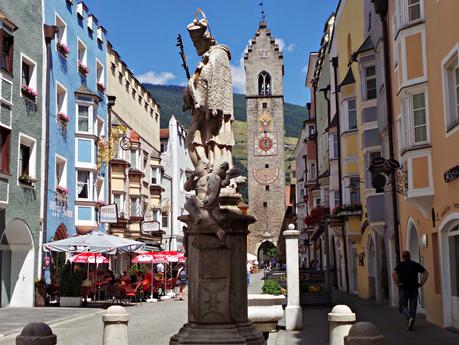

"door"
[448, 230, 459, 328]
[409, 224, 425, 312]
[352, 246, 358, 294]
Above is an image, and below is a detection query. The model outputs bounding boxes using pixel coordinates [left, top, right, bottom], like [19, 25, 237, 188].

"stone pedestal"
[283, 225, 302, 331]
[329, 305, 356, 345]
[169, 209, 265, 345]
[102, 306, 129, 345]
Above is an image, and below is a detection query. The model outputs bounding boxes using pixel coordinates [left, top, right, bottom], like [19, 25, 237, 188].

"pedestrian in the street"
[247, 262, 252, 286]
[176, 264, 187, 301]
[392, 250, 429, 330]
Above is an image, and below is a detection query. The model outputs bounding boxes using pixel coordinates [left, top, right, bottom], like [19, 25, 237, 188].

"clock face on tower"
[254, 132, 278, 156]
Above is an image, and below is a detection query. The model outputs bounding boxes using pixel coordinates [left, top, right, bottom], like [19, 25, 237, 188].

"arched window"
[258, 71, 272, 96]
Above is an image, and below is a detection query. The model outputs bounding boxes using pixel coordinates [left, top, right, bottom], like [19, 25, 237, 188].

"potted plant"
[21, 84, 38, 102]
[78, 62, 89, 76]
[58, 263, 83, 307]
[18, 175, 36, 187]
[34, 279, 46, 307]
[57, 112, 70, 126]
[262, 279, 283, 296]
[56, 41, 70, 58]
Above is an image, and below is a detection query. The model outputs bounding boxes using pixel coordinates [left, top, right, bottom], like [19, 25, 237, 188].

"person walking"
[176, 264, 188, 301]
[392, 250, 429, 330]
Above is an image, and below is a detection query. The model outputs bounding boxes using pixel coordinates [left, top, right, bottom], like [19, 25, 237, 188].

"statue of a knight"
[183, 9, 235, 174]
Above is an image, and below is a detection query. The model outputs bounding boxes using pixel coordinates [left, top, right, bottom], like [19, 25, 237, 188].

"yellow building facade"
[106, 43, 163, 258]
[389, 0, 459, 328]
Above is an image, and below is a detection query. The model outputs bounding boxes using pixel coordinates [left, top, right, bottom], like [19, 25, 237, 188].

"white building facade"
[160, 116, 193, 251]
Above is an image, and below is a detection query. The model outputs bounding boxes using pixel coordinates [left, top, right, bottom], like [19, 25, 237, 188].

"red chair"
[123, 282, 143, 305]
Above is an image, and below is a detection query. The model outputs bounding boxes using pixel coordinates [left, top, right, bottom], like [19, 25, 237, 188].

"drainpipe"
[42, 25, 58, 278]
[312, 82, 319, 183]
[106, 95, 116, 234]
[374, 0, 401, 265]
[331, 56, 350, 294]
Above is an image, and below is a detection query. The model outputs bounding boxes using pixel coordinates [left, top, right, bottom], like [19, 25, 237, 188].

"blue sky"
[83, 0, 338, 105]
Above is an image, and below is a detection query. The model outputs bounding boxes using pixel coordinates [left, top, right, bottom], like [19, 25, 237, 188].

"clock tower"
[245, 20, 286, 257]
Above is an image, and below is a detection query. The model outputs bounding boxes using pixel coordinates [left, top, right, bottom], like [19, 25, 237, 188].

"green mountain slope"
[144, 84, 306, 200]
[144, 84, 307, 138]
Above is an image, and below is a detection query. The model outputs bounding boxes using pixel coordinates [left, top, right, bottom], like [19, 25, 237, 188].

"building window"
[368, 151, 381, 189]
[349, 177, 361, 205]
[0, 126, 10, 174]
[96, 60, 104, 90]
[55, 15, 67, 53]
[152, 208, 160, 222]
[265, 185, 269, 191]
[56, 82, 67, 116]
[347, 99, 357, 130]
[130, 149, 139, 169]
[55, 155, 67, 188]
[364, 65, 377, 100]
[77, 170, 91, 199]
[77, 39, 88, 74]
[265, 164, 269, 168]
[77, 104, 91, 133]
[113, 193, 125, 216]
[262, 102, 267, 109]
[407, 0, 421, 23]
[151, 167, 159, 185]
[162, 212, 168, 228]
[17, 134, 36, 181]
[310, 163, 316, 180]
[444, 51, 459, 131]
[130, 196, 142, 217]
[333, 133, 339, 159]
[258, 71, 271, 96]
[0, 24, 14, 74]
[21, 55, 38, 98]
[411, 92, 427, 143]
[76, 206, 93, 222]
[334, 191, 340, 209]
[263, 202, 267, 208]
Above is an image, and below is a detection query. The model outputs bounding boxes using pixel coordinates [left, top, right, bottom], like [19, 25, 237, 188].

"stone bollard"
[328, 305, 356, 345]
[102, 306, 129, 345]
[344, 322, 385, 345]
[16, 322, 56, 345]
[283, 224, 302, 331]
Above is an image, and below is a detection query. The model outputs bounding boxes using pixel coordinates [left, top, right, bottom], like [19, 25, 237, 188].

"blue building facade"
[44, 0, 108, 243]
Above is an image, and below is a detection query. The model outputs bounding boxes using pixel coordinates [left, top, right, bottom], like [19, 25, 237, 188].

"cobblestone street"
[0, 300, 187, 345]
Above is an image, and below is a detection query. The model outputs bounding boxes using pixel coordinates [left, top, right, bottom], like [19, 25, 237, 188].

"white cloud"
[275, 38, 296, 53]
[275, 38, 285, 52]
[231, 55, 246, 94]
[136, 71, 176, 85]
[286, 43, 296, 53]
[301, 64, 308, 73]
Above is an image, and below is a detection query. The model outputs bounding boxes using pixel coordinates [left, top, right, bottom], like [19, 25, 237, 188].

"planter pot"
[60, 296, 81, 307]
[35, 287, 46, 307]
[248, 294, 285, 338]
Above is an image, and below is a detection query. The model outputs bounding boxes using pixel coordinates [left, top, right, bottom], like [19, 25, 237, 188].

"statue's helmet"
[187, 8, 210, 42]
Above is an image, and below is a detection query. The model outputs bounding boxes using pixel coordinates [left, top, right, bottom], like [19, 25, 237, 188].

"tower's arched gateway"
[245, 20, 286, 256]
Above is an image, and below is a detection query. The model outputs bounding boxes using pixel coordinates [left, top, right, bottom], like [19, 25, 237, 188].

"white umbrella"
[43, 231, 145, 254]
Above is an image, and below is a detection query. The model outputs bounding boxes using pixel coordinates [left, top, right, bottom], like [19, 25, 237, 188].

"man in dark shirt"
[392, 250, 429, 330]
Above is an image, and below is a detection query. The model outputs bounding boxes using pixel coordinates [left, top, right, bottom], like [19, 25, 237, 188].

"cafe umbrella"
[132, 252, 168, 301]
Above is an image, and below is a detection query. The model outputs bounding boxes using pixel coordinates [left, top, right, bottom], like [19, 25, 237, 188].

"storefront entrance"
[407, 221, 425, 312]
[0, 220, 35, 307]
[440, 214, 459, 329]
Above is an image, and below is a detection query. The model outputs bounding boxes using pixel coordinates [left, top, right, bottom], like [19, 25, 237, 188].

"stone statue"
[182, 9, 244, 230]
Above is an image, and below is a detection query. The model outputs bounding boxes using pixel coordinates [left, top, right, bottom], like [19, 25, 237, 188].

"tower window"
[265, 185, 269, 191]
[262, 102, 267, 109]
[258, 71, 272, 96]
[265, 164, 269, 168]
[263, 202, 267, 208]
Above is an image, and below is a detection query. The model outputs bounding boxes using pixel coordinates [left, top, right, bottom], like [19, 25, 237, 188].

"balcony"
[333, 204, 363, 217]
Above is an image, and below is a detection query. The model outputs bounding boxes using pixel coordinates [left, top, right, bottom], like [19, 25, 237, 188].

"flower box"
[334, 204, 363, 217]
[56, 185, 69, 195]
[78, 62, 89, 76]
[97, 82, 105, 93]
[57, 112, 70, 126]
[18, 175, 36, 187]
[21, 84, 38, 102]
[56, 41, 70, 58]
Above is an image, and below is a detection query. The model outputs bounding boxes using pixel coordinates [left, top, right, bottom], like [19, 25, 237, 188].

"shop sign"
[444, 165, 459, 183]
[299, 269, 325, 284]
[99, 204, 118, 223]
[142, 221, 160, 233]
